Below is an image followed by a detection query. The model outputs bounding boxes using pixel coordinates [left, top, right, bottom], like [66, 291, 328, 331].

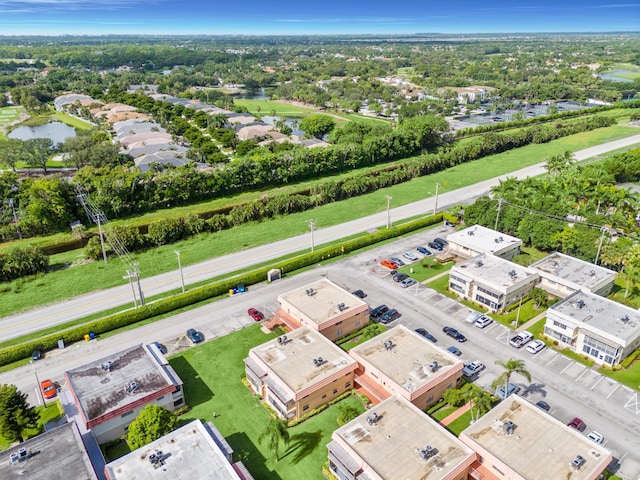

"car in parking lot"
[370, 304, 389, 320]
[351, 289, 367, 299]
[497, 383, 521, 400]
[152, 342, 168, 355]
[447, 346, 462, 356]
[31, 349, 42, 361]
[248, 308, 264, 322]
[402, 251, 418, 262]
[428, 241, 443, 251]
[393, 272, 409, 283]
[187, 328, 203, 344]
[526, 339, 546, 354]
[587, 431, 604, 444]
[416, 246, 431, 255]
[415, 328, 437, 343]
[535, 401, 551, 411]
[465, 311, 483, 324]
[400, 278, 416, 288]
[462, 361, 485, 378]
[40, 379, 57, 400]
[381, 259, 399, 270]
[474, 315, 493, 329]
[434, 238, 448, 248]
[509, 331, 533, 348]
[380, 309, 401, 324]
[567, 417, 587, 432]
[389, 257, 405, 267]
[443, 326, 467, 342]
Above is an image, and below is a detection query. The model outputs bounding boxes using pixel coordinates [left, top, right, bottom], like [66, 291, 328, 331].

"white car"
[475, 315, 493, 329]
[462, 361, 485, 378]
[402, 251, 418, 262]
[526, 339, 546, 354]
[465, 311, 483, 324]
[587, 431, 604, 444]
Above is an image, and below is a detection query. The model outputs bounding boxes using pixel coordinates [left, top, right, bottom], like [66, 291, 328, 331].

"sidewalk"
[439, 401, 473, 426]
[516, 310, 547, 332]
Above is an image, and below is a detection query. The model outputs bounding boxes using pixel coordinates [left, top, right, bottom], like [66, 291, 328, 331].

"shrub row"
[0, 214, 445, 366]
[0, 245, 49, 282]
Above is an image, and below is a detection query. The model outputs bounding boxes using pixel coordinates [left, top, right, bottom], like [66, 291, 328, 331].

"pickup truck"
[509, 331, 533, 348]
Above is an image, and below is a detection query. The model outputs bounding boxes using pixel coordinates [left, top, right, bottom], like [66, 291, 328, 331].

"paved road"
[1, 133, 639, 340]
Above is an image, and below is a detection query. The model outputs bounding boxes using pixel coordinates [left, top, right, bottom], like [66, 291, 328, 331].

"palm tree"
[259, 418, 290, 462]
[492, 358, 531, 399]
[464, 387, 493, 423]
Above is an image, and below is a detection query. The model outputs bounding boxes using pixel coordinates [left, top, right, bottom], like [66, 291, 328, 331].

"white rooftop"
[530, 252, 616, 290]
[447, 224, 522, 255]
[453, 253, 538, 289]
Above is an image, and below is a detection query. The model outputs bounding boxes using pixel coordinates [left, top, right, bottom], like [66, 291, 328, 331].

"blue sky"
[0, 0, 638, 35]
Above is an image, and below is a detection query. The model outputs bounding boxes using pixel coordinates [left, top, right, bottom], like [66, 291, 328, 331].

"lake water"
[260, 115, 305, 137]
[8, 121, 76, 145]
[599, 69, 636, 83]
[234, 87, 268, 100]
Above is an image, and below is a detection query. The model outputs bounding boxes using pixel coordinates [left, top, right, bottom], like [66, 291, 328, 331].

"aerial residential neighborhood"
[0, 4, 640, 480]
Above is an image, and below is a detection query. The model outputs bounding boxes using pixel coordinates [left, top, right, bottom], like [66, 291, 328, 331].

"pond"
[234, 87, 268, 100]
[259, 115, 305, 136]
[599, 69, 637, 83]
[7, 121, 76, 145]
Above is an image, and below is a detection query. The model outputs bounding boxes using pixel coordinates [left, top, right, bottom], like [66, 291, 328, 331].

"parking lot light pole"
[385, 195, 392, 229]
[433, 182, 440, 215]
[175, 250, 185, 294]
[307, 220, 316, 253]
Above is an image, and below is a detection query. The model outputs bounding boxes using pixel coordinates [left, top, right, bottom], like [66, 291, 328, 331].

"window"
[355, 320, 360, 327]
[174, 385, 181, 392]
[345, 382, 351, 388]
[303, 405, 309, 411]
[173, 398, 183, 407]
[335, 329, 343, 337]
[553, 320, 567, 330]
[121, 410, 134, 418]
[333, 389, 338, 394]
[157, 396, 165, 402]
[450, 274, 467, 284]
[322, 394, 327, 399]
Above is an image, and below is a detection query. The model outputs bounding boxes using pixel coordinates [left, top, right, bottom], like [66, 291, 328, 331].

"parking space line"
[590, 375, 604, 391]
[575, 367, 589, 382]
[607, 384, 620, 398]
[624, 393, 639, 415]
[546, 353, 560, 366]
[560, 361, 574, 374]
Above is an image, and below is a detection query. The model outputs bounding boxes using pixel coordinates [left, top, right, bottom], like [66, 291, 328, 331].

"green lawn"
[233, 99, 318, 118]
[445, 410, 473, 436]
[397, 260, 453, 282]
[52, 111, 94, 130]
[169, 324, 365, 479]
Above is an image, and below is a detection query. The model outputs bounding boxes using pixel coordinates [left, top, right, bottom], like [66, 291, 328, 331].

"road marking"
[546, 353, 560, 366]
[624, 393, 640, 414]
[560, 362, 574, 374]
[607, 384, 620, 398]
[575, 368, 589, 382]
[590, 375, 604, 391]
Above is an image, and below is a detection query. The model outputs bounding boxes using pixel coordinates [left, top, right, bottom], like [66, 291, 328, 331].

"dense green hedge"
[0, 213, 445, 367]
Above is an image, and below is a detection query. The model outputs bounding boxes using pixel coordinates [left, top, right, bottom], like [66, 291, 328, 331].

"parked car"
[31, 349, 42, 361]
[497, 383, 521, 400]
[380, 309, 401, 324]
[428, 241, 443, 251]
[526, 339, 546, 354]
[567, 418, 587, 432]
[416, 246, 432, 255]
[465, 311, 483, 324]
[443, 326, 467, 342]
[509, 331, 533, 348]
[535, 401, 551, 411]
[462, 361, 485, 378]
[587, 431, 604, 444]
[381, 259, 399, 270]
[434, 238, 448, 248]
[40, 379, 56, 400]
[187, 328, 203, 344]
[393, 272, 409, 283]
[403, 251, 418, 262]
[389, 257, 405, 267]
[474, 315, 493, 329]
[447, 346, 462, 356]
[248, 308, 264, 322]
[351, 289, 367, 299]
[370, 304, 389, 320]
[400, 278, 416, 288]
[415, 328, 437, 343]
[152, 342, 168, 355]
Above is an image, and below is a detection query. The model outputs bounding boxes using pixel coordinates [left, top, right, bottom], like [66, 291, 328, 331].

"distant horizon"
[1, 0, 638, 36]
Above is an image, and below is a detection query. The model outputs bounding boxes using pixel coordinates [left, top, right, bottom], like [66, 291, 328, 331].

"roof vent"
[573, 300, 586, 309]
[149, 450, 165, 468]
[336, 303, 347, 312]
[621, 314, 630, 323]
[418, 445, 438, 459]
[551, 261, 559, 267]
[312, 357, 324, 367]
[277, 335, 288, 345]
[366, 412, 381, 426]
[467, 230, 474, 236]
[10, 453, 19, 465]
[476, 260, 484, 267]
[305, 288, 315, 296]
[571, 455, 586, 469]
[384, 340, 394, 351]
[101, 361, 114, 372]
[123, 381, 138, 395]
[429, 361, 439, 372]
[508, 270, 517, 277]
[589, 270, 596, 277]
[503, 421, 517, 435]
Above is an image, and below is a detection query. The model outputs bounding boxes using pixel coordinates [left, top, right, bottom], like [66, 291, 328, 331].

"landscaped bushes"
[0, 245, 49, 282]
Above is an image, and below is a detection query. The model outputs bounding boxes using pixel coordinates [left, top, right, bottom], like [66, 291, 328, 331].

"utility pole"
[385, 195, 392, 229]
[96, 213, 107, 264]
[433, 182, 440, 215]
[175, 250, 185, 294]
[307, 220, 316, 253]
[594, 226, 608, 265]
[134, 263, 145, 306]
[494, 198, 503, 231]
[124, 269, 138, 308]
[8, 199, 21, 240]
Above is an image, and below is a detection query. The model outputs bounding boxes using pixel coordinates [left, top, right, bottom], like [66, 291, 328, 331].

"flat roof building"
[245, 326, 357, 422]
[328, 395, 476, 480]
[105, 419, 253, 480]
[449, 254, 538, 312]
[459, 395, 612, 480]
[349, 325, 463, 408]
[544, 290, 640, 365]
[530, 252, 617, 298]
[447, 225, 522, 261]
[276, 278, 370, 340]
[0, 421, 98, 480]
[64, 344, 184, 443]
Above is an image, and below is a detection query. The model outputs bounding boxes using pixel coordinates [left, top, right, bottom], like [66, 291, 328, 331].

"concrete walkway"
[439, 401, 473, 426]
[516, 310, 548, 332]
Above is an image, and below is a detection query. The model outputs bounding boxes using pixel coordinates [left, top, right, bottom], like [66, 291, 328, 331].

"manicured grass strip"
[52, 111, 94, 130]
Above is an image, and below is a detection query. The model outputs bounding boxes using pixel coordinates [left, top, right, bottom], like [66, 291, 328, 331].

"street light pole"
[307, 220, 316, 253]
[433, 182, 440, 215]
[385, 195, 392, 229]
[175, 250, 185, 294]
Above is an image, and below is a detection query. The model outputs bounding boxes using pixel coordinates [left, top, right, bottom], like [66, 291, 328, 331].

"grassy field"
[397, 260, 453, 282]
[604, 63, 640, 81]
[169, 323, 366, 479]
[52, 111, 94, 130]
[1, 123, 639, 318]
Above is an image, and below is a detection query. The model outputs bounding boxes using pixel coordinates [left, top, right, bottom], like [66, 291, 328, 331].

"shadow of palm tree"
[281, 430, 323, 465]
[521, 383, 547, 397]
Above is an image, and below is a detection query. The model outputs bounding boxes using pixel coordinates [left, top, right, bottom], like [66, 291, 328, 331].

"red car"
[40, 379, 56, 400]
[248, 308, 264, 322]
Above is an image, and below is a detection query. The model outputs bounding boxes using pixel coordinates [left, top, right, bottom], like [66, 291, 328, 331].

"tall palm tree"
[492, 358, 531, 399]
[259, 418, 290, 462]
[465, 387, 493, 423]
